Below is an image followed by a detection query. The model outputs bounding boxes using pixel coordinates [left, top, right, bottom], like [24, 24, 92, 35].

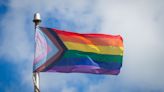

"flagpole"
[33, 13, 41, 92]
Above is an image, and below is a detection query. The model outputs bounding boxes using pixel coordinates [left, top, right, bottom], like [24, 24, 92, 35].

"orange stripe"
[57, 33, 123, 47]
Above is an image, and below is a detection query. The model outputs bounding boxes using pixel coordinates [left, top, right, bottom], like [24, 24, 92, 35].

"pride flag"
[33, 27, 124, 75]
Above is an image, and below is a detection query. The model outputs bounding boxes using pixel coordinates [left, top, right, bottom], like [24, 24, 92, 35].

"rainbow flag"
[33, 27, 124, 75]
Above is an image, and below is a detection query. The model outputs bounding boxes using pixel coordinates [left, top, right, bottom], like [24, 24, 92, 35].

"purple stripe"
[43, 65, 120, 75]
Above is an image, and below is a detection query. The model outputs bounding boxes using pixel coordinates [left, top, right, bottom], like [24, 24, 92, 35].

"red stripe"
[50, 28, 123, 40]
[58, 34, 123, 47]
[48, 28, 123, 47]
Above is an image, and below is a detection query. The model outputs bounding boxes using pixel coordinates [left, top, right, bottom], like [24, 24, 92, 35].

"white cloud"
[1, 0, 164, 92]
[91, 0, 164, 91]
[40, 73, 89, 92]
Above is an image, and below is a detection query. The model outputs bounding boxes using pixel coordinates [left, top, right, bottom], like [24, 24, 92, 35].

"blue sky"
[0, 0, 164, 92]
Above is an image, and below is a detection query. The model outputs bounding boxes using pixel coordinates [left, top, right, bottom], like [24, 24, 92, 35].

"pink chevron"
[33, 29, 51, 64]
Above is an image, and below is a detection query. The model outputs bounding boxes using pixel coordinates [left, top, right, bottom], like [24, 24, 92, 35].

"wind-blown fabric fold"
[33, 27, 124, 75]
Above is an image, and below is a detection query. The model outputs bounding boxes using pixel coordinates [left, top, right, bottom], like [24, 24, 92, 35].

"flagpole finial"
[33, 13, 41, 26]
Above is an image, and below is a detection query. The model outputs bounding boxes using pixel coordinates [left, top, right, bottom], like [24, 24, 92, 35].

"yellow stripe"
[64, 42, 123, 55]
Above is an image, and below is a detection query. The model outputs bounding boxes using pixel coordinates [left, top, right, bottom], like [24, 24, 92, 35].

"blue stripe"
[52, 57, 122, 70]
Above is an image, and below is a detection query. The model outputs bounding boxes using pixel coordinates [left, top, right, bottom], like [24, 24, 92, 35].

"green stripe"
[63, 50, 123, 63]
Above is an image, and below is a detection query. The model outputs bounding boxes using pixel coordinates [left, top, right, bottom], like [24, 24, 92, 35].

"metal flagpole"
[33, 13, 41, 92]
[33, 72, 40, 92]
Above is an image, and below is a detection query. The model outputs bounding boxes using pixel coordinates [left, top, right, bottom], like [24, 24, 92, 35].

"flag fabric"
[33, 27, 124, 75]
